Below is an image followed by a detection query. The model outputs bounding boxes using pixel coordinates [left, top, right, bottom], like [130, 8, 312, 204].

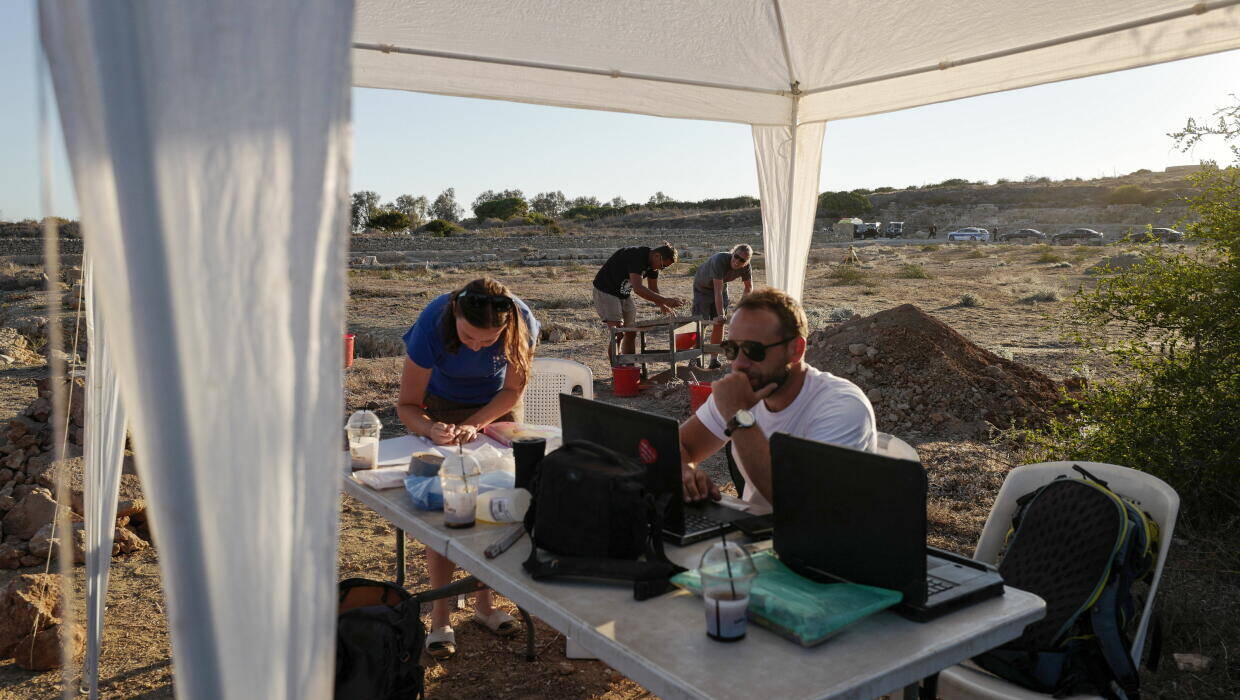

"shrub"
[920, 244, 940, 252]
[827, 306, 856, 322]
[422, 219, 465, 236]
[474, 196, 529, 220]
[895, 263, 930, 279]
[964, 249, 988, 259]
[1035, 251, 1064, 264]
[827, 265, 876, 286]
[1106, 184, 1159, 206]
[522, 211, 552, 226]
[958, 293, 981, 307]
[1020, 287, 1061, 303]
[366, 210, 411, 231]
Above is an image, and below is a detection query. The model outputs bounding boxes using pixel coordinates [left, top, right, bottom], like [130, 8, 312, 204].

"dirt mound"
[804, 304, 1065, 438]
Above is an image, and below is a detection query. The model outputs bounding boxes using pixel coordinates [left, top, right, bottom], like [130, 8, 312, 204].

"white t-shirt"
[696, 365, 877, 512]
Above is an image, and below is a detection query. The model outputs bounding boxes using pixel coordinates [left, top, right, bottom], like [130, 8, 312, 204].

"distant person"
[397, 276, 539, 659]
[678, 288, 876, 514]
[927, 224, 937, 239]
[691, 244, 753, 369]
[592, 243, 684, 355]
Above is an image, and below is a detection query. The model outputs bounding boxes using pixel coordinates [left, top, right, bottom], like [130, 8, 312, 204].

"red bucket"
[689, 381, 713, 412]
[675, 331, 699, 351]
[344, 333, 355, 368]
[612, 365, 641, 397]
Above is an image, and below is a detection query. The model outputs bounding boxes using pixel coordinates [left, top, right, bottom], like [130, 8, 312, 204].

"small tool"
[485, 525, 525, 559]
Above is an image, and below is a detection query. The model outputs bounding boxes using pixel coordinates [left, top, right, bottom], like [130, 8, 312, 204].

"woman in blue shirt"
[397, 276, 539, 659]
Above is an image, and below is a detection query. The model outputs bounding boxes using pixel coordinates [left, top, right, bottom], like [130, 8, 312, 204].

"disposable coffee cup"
[698, 541, 757, 642]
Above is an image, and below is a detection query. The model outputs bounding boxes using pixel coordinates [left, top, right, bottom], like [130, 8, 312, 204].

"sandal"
[425, 626, 456, 660]
[472, 609, 520, 638]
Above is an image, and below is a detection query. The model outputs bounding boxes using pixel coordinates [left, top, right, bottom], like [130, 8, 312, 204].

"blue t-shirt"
[403, 292, 540, 405]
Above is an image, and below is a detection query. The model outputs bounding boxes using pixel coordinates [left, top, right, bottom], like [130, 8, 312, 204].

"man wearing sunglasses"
[592, 242, 684, 355]
[677, 288, 876, 513]
[691, 243, 753, 369]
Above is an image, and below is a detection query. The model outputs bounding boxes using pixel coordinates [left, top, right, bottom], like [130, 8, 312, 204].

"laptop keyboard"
[926, 574, 959, 596]
[683, 511, 724, 533]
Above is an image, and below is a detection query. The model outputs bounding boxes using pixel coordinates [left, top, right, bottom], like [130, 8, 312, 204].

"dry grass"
[895, 263, 931, 279]
[827, 265, 879, 287]
[1035, 251, 1065, 264]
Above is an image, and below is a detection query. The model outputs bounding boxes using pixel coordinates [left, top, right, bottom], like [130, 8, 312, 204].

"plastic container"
[689, 381, 713, 413]
[699, 541, 758, 642]
[440, 452, 481, 528]
[346, 410, 382, 470]
[344, 333, 356, 368]
[476, 487, 532, 523]
[612, 365, 641, 397]
[675, 331, 699, 351]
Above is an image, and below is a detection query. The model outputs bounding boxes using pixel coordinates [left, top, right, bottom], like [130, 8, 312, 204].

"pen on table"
[485, 526, 525, 559]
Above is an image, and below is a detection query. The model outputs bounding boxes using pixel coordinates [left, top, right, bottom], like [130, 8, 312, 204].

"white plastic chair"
[876, 432, 919, 461]
[521, 358, 593, 427]
[938, 461, 1180, 700]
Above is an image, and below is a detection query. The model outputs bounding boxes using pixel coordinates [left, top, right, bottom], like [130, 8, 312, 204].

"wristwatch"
[724, 408, 756, 437]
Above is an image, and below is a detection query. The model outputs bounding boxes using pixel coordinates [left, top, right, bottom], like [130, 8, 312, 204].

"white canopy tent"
[38, 1, 1240, 698]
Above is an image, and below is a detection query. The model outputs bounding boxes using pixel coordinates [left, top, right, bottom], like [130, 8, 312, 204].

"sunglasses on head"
[719, 337, 795, 362]
[732, 252, 750, 263]
[456, 289, 513, 312]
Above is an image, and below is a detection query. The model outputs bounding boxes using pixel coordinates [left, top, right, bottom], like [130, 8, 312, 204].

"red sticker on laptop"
[637, 438, 658, 464]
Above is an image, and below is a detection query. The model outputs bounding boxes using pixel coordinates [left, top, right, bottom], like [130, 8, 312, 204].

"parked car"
[998, 228, 1046, 243]
[1150, 227, 1183, 242]
[853, 221, 881, 239]
[884, 221, 905, 237]
[946, 227, 990, 242]
[1052, 228, 1105, 245]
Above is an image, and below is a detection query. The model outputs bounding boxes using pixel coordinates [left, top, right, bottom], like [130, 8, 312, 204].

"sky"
[2, 1, 1238, 221]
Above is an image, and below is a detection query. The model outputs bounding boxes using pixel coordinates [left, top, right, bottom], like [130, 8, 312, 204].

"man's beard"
[738, 362, 791, 392]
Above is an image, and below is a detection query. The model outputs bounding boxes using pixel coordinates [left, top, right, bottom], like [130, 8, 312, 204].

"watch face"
[736, 409, 755, 427]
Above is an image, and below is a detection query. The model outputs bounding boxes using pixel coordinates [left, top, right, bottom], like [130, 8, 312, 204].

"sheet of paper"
[375, 434, 436, 467]
[429, 434, 508, 458]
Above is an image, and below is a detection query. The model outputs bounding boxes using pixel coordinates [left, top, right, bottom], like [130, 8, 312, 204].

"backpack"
[335, 578, 427, 700]
[973, 465, 1162, 699]
[522, 440, 685, 600]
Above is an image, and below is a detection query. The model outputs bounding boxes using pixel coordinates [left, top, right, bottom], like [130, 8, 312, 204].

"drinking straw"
[688, 369, 698, 384]
[719, 531, 736, 598]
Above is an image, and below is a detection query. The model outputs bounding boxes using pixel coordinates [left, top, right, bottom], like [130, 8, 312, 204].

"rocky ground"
[0, 236, 1234, 698]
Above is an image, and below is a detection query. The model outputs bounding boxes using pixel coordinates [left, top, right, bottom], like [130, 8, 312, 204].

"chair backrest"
[522, 358, 594, 427]
[974, 461, 1179, 666]
[875, 432, 918, 461]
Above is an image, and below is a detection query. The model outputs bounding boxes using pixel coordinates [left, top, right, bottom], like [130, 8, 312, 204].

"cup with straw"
[698, 535, 757, 642]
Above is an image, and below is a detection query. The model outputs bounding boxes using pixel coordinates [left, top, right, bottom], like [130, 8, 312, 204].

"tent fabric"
[82, 262, 128, 700]
[39, 2, 354, 698]
[353, 0, 1240, 125]
[752, 121, 826, 300]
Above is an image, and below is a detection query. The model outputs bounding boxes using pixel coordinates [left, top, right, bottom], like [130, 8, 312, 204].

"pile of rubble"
[804, 304, 1066, 438]
[0, 378, 148, 569]
[0, 574, 84, 671]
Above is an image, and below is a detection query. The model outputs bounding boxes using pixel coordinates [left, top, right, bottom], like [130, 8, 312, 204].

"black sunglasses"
[732, 252, 750, 264]
[456, 290, 514, 312]
[720, 337, 796, 362]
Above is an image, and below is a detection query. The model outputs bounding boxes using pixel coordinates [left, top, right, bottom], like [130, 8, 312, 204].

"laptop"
[770, 433, 1005, 621]
[559, 394, 750, 545]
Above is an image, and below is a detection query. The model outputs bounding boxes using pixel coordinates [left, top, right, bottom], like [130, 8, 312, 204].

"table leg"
[639, 331, 648, 379]
[395, 528, 406, 588]
[517, 607, 536, 661]
[902, 682, 918, 700]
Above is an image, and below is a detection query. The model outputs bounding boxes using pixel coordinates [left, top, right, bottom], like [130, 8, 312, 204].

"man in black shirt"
[592, 242, 683, 355]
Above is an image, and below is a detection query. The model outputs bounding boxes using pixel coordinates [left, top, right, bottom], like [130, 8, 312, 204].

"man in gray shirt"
[692, 244, 753, 368]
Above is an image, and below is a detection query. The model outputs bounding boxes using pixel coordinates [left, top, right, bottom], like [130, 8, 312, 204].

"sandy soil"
[1, 239, 1232, 699]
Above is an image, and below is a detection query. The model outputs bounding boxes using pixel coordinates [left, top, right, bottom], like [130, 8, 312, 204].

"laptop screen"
[770, 433, 928, 603]
[559, 394, 684, 522]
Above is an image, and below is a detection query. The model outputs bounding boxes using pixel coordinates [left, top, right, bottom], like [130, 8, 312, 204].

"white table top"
[342, 473, 1044, 700]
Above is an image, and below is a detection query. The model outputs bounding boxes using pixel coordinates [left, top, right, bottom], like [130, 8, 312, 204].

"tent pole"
[351, 42, 789, 97]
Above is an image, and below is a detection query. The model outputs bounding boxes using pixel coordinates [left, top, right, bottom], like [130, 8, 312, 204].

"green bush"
[958, 293, 981, 307]
[827, 265, 877, 286]
[474, 196, 528, 220]
[1035, 251, 1064, 263]
[422, 219, 465, 236]
[817, 191, 872, 218]
[366, 210, 411, 231]
[1011, 136, 1239, 524]
[895, 263, 930, 279]
[522, 211, 552, 225]
[1106, 184, 1159, 206]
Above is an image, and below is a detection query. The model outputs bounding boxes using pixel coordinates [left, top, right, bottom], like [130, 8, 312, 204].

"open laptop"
[559, 394, 750, 545]
[770, 433, 1004, 621]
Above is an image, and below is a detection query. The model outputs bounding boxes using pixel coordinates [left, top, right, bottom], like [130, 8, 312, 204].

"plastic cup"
[699, 541, 757, 642]
[688, 381, 713, 413]
[440, 453, 481, 529]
